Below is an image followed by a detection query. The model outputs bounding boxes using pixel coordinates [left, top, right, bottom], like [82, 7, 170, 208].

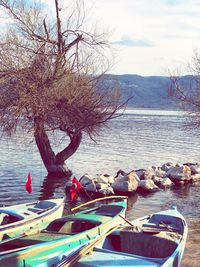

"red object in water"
[70, 177, 82, 201]
[25, 172, 33, 194]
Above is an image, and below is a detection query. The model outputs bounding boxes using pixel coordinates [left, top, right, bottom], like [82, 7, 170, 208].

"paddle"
[119, 215, 135, 227]
[52, 225, 120, 267]
[160, 221, 174, 232]
[0, 227, 40, 246]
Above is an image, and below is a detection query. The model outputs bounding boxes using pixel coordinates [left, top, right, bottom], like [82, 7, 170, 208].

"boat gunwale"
[71, 196, 128, 212]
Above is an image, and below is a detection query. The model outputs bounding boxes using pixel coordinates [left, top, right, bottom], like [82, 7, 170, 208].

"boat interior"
[0, 217, 102, 253]
[0, 203, 124, 254]
[99, 215, 183, 259]
[0, 213, 22, 225]
[0, 200, 58, 226]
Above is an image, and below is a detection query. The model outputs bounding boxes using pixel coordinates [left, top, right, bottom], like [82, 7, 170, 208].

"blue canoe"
[74, 206, 188, 267]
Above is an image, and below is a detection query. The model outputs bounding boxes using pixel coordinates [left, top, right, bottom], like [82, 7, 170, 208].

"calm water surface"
[0, 109, 199, 266]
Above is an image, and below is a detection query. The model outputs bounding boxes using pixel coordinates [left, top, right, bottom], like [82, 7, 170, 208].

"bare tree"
[0, 0, 126, 177]
[169, 51, 200, 131]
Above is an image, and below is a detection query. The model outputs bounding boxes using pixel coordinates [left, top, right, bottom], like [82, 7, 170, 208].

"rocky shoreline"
[72, 162, 200, 197]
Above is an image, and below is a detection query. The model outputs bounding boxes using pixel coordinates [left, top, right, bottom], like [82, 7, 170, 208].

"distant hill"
[104, 74, 193, 109]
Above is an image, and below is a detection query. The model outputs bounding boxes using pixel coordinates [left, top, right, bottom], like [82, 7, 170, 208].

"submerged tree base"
[47, 164, 72, 178]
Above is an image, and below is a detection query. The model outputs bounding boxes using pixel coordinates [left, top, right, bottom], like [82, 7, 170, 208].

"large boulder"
[136, 168, 155, 180]
[85, 181, 97, 192]
[135, 169, 146, 180]
[79, 174, 94, 187]
[155, 177, 174, 189]
[167, 165, 191, 184]
[98, 187, 114, 196]
[111, 171, 139, 193]
[96, 182, 109, 190]
[191, 173, 200, 182]
[144, 167, 155, 180]
[96, 174, 115, 185]
[161, 162, 175, 172]
[190, 163, 200, 175]
[138, 180, 159, 193]
[154, 168, 167, 178]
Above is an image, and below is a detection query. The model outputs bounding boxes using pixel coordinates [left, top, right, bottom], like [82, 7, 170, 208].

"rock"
[138, 180, 159, 193]
[152, 176, 162, 185]
[190, 163, 200, 174]
[154, 168, 167, 178]
[79, 174, 94, 187]
[183, 162, 196, 167]
[175, 163, 181, 167]
[96, 174, 109, 184]
[99, 187, 114, 196]
[136, 168, 155, 180]
[157, 177, 173, 188]
[167, 165, 191, 184]
[143, 167, 155, 180]
[65, 181, 73, 193]
[115, 169, 127, 178]
[191, 173, 200, 182]
[161, 162, 175, 172]
[96, 174, 115, 185]
[135, 169, 146, 180]
[107, 175, 115, 184]
[96, 182, 109, 190]
[85, 181, 97, 192]
[112, 171, 139, 192]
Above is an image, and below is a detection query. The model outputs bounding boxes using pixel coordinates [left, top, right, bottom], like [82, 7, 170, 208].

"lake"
[0, 109, 199, 266]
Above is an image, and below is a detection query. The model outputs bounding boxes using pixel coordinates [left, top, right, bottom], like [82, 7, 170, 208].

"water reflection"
[39, 175, 70, 200]
[127, 193, 138, 211]
[171, 183, 191, 198]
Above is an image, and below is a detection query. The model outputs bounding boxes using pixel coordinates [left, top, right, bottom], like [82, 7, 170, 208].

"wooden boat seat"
[27, 208, 44, 213]
[45, 219, 99, 234]
[94, 205, 123, 217]
[71, 221, 98, 233]
[27, 200, 56, 213]
[120, 229, 180, 258]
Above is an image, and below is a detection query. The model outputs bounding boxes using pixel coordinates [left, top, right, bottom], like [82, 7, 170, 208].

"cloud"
[113, 35, 153, 47]
[162, 0, 182, 5]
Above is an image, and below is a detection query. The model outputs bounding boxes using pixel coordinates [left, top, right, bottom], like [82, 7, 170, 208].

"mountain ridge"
[105, 74, 193, 109]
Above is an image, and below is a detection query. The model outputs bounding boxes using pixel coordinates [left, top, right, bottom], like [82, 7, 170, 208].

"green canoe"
[0, 196, 127, 267]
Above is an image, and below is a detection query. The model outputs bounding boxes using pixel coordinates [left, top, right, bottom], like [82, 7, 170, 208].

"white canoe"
[0, 198, 65, 240]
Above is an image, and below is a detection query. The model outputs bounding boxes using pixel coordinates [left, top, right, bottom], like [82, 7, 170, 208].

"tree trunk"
[55, 131, 82, 164]
[34, 118, 80, 177]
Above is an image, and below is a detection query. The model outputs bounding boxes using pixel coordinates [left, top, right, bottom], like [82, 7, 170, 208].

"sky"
[84, 0, 200, 76]
[1, 0, 200, 76]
